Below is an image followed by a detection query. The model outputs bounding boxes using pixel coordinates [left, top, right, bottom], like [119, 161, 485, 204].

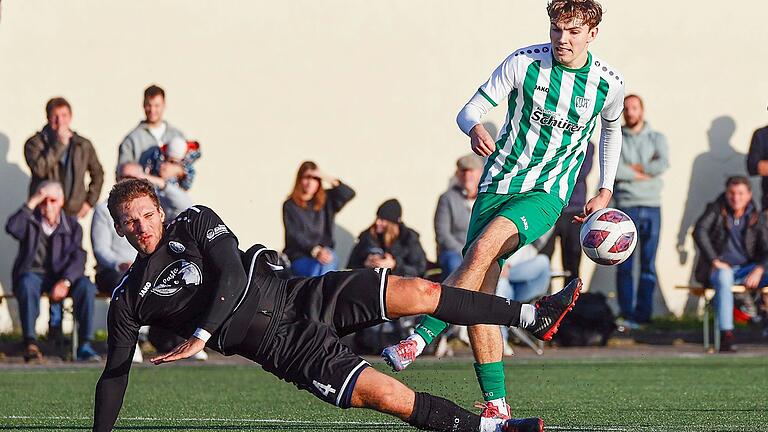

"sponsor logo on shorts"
[168, 241, 186, 254]
[312, 380, 337, 397]
[520, 216, 529, 230]
[206, 224, 229, 241]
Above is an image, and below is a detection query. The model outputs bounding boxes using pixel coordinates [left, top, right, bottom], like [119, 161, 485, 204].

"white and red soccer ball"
[579, 208, 637, 265]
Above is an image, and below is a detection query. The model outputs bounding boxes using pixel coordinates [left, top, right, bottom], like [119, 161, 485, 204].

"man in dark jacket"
[746, 121, 768, 209]
[5, 181, 99, 362]
[24, 97, 104, 218]
[693, 176, 768, 352]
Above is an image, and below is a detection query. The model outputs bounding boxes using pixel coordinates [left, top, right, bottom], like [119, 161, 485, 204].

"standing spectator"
[540, 142, 594, 284]
[282, 161, 355, 276]
[117, 85, 186, 179]
[434, 154, 482, 280]
[24, 97, 104, 218]
[693, 176, 768, 352]
[5, 181, 99, 362]
[348, 199, 427, 277]
[612, 94, 669, 327]
[746, 118, 768, 209]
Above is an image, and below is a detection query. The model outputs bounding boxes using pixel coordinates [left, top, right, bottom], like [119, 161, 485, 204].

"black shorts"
[254, 268, 391, 408]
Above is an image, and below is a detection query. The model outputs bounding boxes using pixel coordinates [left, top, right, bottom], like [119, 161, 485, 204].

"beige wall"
[1, 0, 767, 332]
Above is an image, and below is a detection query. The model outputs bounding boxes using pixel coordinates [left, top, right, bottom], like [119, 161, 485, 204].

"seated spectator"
[24, 97, 104, 219]
[348, 199, 427, 277]
[144, 136, 201, 191]
[5, 181, 99, 362]
[117, 85, 186, 182]
[283, 161, 355, 276]
[435, 153, 482, 280]
[693, 176, 768, 352]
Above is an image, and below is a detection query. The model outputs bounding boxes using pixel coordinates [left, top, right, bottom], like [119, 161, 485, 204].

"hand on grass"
[150, 337, 206, 365]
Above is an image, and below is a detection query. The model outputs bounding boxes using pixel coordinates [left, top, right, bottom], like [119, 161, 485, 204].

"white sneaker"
[192, 349, 208, 361]
[132, 343, 144, 363]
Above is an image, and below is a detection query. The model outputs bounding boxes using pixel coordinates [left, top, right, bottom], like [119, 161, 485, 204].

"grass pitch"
[0, 356, 766, 431]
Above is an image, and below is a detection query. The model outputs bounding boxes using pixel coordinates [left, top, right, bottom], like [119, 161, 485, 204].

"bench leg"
[713, 309, 720, 352]
[703, 300, 710, 351]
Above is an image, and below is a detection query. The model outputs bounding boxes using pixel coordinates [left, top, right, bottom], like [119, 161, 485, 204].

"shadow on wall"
[675, 116, 756, 312]
[0, 132, 31, 294]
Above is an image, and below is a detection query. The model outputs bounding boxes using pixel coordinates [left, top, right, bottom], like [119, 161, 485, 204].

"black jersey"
[107, 205, 241, 350]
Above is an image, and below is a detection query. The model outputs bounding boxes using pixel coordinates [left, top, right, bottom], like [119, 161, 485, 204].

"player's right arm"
[456, 53, 518, 156]
[93, 295, 140, 432]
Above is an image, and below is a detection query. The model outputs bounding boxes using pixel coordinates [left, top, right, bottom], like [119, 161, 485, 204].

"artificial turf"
[0, 356, 766, 431]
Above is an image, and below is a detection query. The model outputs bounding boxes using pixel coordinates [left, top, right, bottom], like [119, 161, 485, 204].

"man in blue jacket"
[5, 181, 99, 362]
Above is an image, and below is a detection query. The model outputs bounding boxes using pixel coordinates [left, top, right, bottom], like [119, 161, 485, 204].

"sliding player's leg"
[350, 366, 544, 432]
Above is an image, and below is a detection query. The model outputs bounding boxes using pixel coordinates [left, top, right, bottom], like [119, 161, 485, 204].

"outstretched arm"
[93, 300, 139, 431]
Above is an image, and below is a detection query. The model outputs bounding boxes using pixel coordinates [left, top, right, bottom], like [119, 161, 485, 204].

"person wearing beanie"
[348, 199, 426, 278]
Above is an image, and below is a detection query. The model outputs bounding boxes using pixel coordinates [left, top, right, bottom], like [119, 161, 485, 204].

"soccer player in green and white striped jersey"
[383, 0, 624, 422]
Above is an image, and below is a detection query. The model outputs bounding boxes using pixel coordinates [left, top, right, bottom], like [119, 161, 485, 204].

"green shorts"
[463, 190, 565, 267]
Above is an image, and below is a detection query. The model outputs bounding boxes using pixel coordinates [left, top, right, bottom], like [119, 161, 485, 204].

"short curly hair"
[107, 179, 161, 224]
[547, 0, 603, 29]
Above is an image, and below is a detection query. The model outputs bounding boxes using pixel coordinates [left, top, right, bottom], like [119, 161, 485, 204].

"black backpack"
[553, 292, 616, 347]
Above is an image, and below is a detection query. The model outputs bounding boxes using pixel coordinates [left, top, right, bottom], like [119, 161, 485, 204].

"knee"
[414, 280, 442, 306]
[16, 273, 42, 297]
[72, 277, 96, 297]
[466, 236, 501, 264]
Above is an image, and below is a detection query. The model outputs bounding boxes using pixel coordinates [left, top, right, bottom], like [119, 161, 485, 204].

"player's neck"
[560, 51, 590, 69]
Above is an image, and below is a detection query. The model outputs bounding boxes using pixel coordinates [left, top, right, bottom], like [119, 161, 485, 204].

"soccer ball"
[579, 208, 637, 265]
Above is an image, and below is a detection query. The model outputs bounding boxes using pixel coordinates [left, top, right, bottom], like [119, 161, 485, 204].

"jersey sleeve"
[600, 81, 625, 122]
[477, 53, 519, 108]
[186, 206, 238, 252]
[106, 293, 141, 348]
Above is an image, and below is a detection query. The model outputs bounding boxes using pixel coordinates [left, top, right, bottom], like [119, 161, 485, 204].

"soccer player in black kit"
[93, 179, 582, 432]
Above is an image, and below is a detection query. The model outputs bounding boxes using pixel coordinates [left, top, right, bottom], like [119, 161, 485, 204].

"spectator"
[612, 94, 669, 327]
[144, 136, 201, 191]
[348, 199, 427, 277]
[746, 118, 768, 209]
[693, 176, 768, 352]
[5, 181, 99, 362]
[282, 161, 355, 276]
[117, 85, 186, 181]
[24, 97, 104, 219]
[540, 142, 593, 284]
[435, 153, 482, 280]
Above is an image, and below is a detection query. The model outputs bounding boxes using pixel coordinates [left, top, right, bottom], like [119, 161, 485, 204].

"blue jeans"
[15, 272, 97, 344]
[616, 206, 661, 323]
[291, 250, 338, 277]
[438, 250, 463, 281]
[497, 254, 551, 340]
[710, 263, 768, 331]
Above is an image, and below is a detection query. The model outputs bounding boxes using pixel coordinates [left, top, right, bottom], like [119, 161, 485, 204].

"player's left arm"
[574, 83, 625, 223]
[151, 208, 247, 365]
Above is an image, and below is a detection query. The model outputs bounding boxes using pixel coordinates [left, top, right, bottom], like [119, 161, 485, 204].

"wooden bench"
[0, 291, 111, 360]
[675, 285, 768, 352]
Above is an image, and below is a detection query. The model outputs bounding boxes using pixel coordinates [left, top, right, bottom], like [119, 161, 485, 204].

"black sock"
[433, 285, 522, 327]
[408, 392, 480, 432]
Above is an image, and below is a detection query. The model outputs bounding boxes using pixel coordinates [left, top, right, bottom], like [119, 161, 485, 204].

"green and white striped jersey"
[470, 43, 624, 204]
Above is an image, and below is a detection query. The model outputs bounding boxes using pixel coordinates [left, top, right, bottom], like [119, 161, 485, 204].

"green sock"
[473, 361, 506, 401]
[413, 315, 449, 345]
